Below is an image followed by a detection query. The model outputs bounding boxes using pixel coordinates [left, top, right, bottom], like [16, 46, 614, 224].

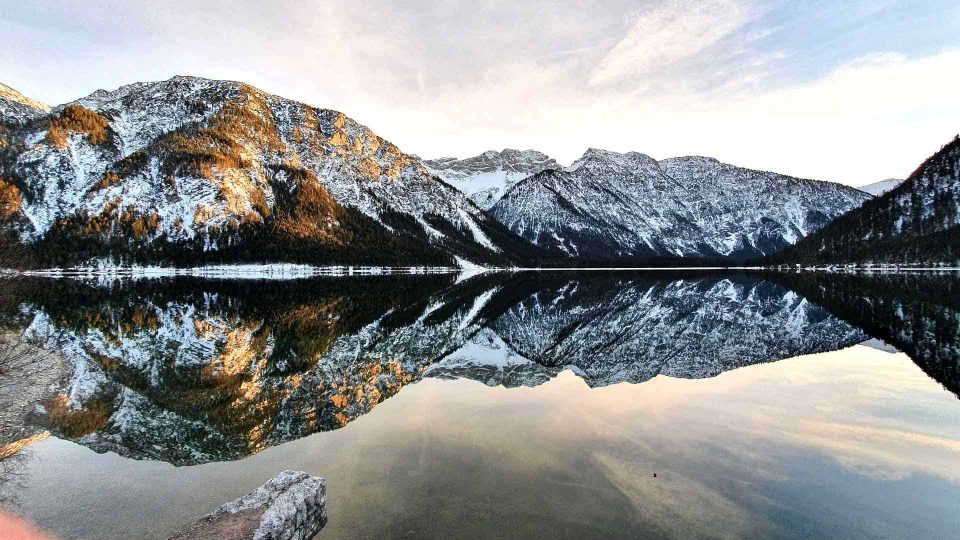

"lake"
[1, 270, 958, 539]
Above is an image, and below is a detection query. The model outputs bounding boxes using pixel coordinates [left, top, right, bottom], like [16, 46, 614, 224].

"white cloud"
[590, 0, 751, 86]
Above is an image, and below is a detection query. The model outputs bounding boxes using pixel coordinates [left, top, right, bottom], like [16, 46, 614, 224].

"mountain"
[770, 136, 960, 265]
[423, 149, 559, 210]
[13, 275, 494, 464]
[859, 178, 902, 196]
[489, 149, 869, 259]
[11, 270, 960, 465]
[0, 76, 535, 268]
[0, 82, 50, 128]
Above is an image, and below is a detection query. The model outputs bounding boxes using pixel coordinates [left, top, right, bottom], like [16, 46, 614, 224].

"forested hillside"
[768, 136, 960, 265]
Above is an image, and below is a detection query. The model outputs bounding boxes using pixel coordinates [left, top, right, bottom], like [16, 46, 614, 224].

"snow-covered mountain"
[0, 76, 531, 267]
[20, 276, 494, 464]
[423, 149, 560, 210]
[0, 82, 49, 128]
[660, 156, 871, 257]
[859, 178, 902, 196]
[490, 149, 870, 259]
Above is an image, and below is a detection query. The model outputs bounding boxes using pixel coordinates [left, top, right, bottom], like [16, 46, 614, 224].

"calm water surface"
[1, 271, 958, 539]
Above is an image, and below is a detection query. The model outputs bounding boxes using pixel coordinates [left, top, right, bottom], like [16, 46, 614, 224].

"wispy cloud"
[589, 0, 753, 86]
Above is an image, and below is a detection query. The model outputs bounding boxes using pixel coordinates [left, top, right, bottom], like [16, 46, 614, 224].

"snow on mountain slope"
[19, 273, 872, 462]
[858, 178, 902, 196]
[489, 149, 870, 259]
[22, 277, 498, 464]
[0, 82, 50, 127]
[660, 156, 870, 257]
[0, 76, 523, 266]
[424, 149, 559, 210]
[424, 328, 558, 388]
[490, 149, 721, 257]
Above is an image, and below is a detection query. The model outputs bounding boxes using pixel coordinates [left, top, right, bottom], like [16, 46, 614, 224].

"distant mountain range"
[771, 136, 960, 265]
[487, 149, 868, 258]
[858, 178, 902, 196]
[424, 149, 559, 210]
[1, 75, 954, 267]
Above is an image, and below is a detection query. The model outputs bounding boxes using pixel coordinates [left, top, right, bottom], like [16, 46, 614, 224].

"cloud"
[590, 0, 752, 87]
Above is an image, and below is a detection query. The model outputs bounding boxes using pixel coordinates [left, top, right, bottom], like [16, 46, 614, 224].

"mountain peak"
[0, 81, 51, 127]
[858, 178, 902, 196]
[662, 155, 721, 166]
[494, 146, 870, 259]
[422, 148, 560, 210]
[1, 75, 528, 267]
[567, 148, 658, 173]
[0, 82, 49, 111]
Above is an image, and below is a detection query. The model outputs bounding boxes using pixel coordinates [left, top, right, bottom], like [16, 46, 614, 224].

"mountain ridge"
[423, 148, 560, 210]
[859, 178, 902, 197]
[490, 148, 869, 259]
[0, 74, 920, 268]
[768, 135, 960, 265]
[0, 81, 50, 128]
[0, 76, 538, 268]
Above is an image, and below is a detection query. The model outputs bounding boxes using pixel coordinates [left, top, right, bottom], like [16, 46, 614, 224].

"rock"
[171, 470, 326, 540]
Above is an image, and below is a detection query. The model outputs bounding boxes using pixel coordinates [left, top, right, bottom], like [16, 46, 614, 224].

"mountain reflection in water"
[1, 271, 958, 467]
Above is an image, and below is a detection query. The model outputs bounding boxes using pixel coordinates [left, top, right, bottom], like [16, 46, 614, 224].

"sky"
[2, 0, 959, 186]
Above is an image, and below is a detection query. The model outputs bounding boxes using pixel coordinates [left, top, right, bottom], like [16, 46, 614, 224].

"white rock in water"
[171, 470, 327, 540]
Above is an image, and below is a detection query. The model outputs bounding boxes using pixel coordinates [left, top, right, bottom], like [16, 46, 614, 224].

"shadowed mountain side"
[767, 136, 960, 265]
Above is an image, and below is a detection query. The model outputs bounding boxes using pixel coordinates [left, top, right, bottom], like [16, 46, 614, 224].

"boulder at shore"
[171, 470, 326, 540]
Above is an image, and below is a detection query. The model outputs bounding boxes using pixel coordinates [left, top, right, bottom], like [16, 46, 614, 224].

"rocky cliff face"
[490, 149, 869, 259]
[0, 76, 529, 267]
[424, 149, 559, 210]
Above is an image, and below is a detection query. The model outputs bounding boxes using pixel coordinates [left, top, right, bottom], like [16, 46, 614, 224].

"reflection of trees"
[769, 271, 960, 398]
[0, 333, 62, 443]
[0, 449, 30, 507]
[0, 333, 57, 508]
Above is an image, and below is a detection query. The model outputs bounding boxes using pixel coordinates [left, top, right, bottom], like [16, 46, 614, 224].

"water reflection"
[2, 271, 958, 468]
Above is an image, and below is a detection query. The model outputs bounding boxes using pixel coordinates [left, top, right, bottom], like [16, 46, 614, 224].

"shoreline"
[1, 262, 958, 280]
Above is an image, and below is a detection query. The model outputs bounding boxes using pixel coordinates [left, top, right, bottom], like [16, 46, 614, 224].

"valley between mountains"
[1, 76, 957, 268]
